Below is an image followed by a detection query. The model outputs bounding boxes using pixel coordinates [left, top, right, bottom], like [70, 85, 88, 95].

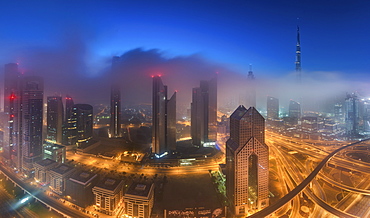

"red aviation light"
[9, 94, 16, 100]
[10, 114, 14, 118]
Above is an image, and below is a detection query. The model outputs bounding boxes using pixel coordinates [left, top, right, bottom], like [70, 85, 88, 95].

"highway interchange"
[1, 129, 370, 217]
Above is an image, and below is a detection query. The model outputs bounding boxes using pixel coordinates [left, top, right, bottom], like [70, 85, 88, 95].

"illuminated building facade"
[152, 76, 176, 155]
[191, 76, 217, 147]
[64, 95, 76, 145]
[267, 96, 279, 120]
[47, 96, 63, 144]
[226, 106, 269, 216]
[92, 177, 124, 215]
[21, 76, 44, 173]
[71, 104, 93, 148]
[109, 85, 122, 138]
[34, 158, 58, 184]
[124, 182, 154, 218]
[3, 63, 21, 166]
[42, 141, 66, 163]
[49, 163, 75, 195]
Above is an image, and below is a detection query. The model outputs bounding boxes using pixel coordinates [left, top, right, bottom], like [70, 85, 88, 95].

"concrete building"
[92, 177, 124, 215]
[66, 170, 99, 208]
[42, 141, 66, 163]
[49, 163, 75, 195]
[226, 106, 269, 216]
[124, 182, 154, 218]
[34, 158, 58, 185]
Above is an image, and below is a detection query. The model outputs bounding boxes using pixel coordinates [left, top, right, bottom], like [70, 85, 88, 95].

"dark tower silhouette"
[191, 76, 217, 147]
[64, 95, 76, 145]
[72, 104, 93, 148]
[47, 96, 64, 144]
[267, 96, 279, 120]
[295, 26, 302, 83]
[21, 76, 44, 174]
[152, 76, 176, 155]
[3, 63, 21, 165]
[110, 85, 122, 138]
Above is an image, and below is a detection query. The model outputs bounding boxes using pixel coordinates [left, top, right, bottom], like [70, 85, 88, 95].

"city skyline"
[0, 2, 370, 217]
[0, 1, 370, 111]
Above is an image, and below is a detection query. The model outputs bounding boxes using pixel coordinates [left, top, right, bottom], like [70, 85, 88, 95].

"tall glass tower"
[152, 76, 176, 155]
[110, 85, 122, 138]
[226, 106, 269, 216]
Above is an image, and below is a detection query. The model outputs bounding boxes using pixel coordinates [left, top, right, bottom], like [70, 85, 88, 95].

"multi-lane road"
[248, 135, 370, 218]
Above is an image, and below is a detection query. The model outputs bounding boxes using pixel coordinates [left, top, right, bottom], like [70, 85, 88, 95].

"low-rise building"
[124, 182, 154, 218]
[49, 163, 75, 195]
[34, 158, 58, 185]
[66, 170, 99, 208]
[43, 141, 66, 163]
[92, 177, 124, 215]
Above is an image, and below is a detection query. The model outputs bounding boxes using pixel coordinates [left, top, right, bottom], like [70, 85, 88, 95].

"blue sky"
[1, 0, 370, 109]
[1, 0, 369, 78]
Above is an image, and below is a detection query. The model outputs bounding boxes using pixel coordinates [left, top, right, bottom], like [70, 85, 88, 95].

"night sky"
[1, 0, 370, 111]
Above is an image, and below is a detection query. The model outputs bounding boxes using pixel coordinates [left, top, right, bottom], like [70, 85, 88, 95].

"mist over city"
[0, 1, 370, 218]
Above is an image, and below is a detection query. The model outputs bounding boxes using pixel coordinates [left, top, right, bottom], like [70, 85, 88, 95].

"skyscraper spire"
[295, 25, 301, 83]
[247, 64, 255, 80]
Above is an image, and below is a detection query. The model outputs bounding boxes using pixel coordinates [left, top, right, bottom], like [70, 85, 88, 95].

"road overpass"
[0, 165, 89, 218]
[247, 138, 370, 218]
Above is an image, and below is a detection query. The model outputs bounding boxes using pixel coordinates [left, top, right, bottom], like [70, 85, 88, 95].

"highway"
[0, 164, 90, 218]
[247, 138, 370, 218]
[268, 131, 370, 174]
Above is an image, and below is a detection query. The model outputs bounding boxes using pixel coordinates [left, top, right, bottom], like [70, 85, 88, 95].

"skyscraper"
[21, 76, 44, 173]
[4, 63, 20, 114]
[109, 85, 122, 138]
[47, 96, 64, 144]
[152, 75, 176, 155]
[295, 25, 302, 83]
[226, 106, 269, 216]
[71, 104, 93, 148]
[289, 100, 301, 119]
[345, 93, 359, 137]
[242, 65, 256, 108]
[64, 95, 75, 145]
[191, 76, 217, 147]
[3, 63, 21, 163]
[267, 96, 279, 120]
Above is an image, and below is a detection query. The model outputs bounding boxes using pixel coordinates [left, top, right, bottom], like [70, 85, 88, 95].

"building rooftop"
[95, 177, 123, 191]
[125, 182, 153, 197]
[230, 105, 248, 120]
[35, 158, 57, 167]
[50, 163, 74, 175]
[69, 170, 98, 186]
